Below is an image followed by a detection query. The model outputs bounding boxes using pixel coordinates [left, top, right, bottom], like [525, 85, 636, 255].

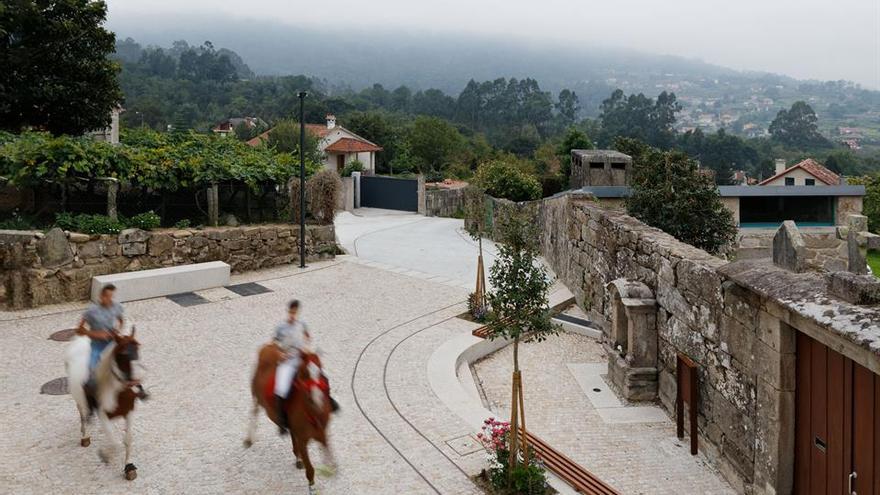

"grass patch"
[867, 250, 880, 277]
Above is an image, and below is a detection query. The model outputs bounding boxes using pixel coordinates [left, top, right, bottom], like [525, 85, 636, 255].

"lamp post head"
[297, 91, 308, 99]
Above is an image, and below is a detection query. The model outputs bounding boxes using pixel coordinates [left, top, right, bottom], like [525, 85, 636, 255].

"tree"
[598, 90, 681, 149]
[556, 127, 594, 179]
[345, 111, 396, 171]
[408, 116, 463, 174]
[618, 137, 737, 254]
[556, 89, 580, 127]
[0, 0, 123, 135]
[473, 160, 542, 202]
[769, 101, 831, 149]
[267, 120, 321, 163]
[484, 206, 556, 482]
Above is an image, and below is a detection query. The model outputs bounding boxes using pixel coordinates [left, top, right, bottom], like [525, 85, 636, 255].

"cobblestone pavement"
[0, 259, 488, 494]
[472, 333, 737, 495]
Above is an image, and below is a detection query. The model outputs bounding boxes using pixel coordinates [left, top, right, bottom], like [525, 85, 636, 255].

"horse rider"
[273, 300, 338, 435]
[76, 284, 146, 399]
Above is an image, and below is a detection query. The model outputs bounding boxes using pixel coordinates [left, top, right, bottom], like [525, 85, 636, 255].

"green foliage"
[55, 213, 125, 235]
[467, 292, 489, 322]
[473, 161, 542, 202]
[848, 175, 880, 233]
[409, 116, 464, 173]
[677, 128, 759, 185]
[0, 130, 315, 191]
[126, 211, 162, 230]
[174, 219, 192, 229]
[769, 101, 831, 149]
[556, 127, 594, 178]
[619, 137, 737, 254]
[485, 207, 555, 343]
[342, 160, 364, 177]
[267, 119, 322, 163]
[508, 463, 548, 495]
[599, 90, 680, 149]
[0, 0, 122, 135]
[0, 210, 38, 231]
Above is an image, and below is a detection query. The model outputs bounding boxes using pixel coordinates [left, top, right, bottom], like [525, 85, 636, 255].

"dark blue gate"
[360, 175, 418, 212]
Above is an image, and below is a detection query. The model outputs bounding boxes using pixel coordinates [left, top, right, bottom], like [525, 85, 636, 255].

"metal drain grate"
[41, 377, 69, 395]
[167, 292, 210, 307]
[225, 283, 272, 297]
[48, 329, 78, 341]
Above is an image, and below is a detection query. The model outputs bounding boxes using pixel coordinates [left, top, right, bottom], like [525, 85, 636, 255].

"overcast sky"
[106, 0, 880, 89]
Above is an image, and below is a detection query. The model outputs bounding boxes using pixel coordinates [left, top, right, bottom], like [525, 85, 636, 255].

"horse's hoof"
[243, 439, 253, 449]
[308, 485, 319, 495]
[80, 437, 90, 447]
[295, 460, 304, 469]
[124, 464, 137, 481]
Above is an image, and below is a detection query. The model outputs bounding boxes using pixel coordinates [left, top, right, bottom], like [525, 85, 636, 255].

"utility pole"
[298, 91, 308, 269]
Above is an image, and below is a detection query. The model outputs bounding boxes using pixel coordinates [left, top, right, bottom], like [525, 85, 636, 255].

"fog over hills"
[108, 14, 760, 96]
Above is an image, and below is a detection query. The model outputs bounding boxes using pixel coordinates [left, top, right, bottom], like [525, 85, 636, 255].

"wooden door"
[336, 154, 345, 173]
[795, 332, 879, 494]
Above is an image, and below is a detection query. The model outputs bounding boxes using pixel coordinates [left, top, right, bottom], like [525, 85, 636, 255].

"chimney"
[326, 114, 336, 129]
[775, 158, 787, 175]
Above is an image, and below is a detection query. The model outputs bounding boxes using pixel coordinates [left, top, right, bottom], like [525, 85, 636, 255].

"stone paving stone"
[0, 260, 480, 494]
[472, 332, 737, 495]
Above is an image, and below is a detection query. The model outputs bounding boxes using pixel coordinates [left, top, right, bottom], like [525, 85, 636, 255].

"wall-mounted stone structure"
[0, 224, 336, 309]
[534, 192, 880, 494]
[569, 150, 632, 189]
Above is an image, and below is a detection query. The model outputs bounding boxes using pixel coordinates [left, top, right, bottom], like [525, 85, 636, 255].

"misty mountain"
[108, 14, 745, 96]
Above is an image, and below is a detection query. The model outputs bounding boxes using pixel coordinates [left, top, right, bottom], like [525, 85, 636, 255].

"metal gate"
[359, 175, 418, 212]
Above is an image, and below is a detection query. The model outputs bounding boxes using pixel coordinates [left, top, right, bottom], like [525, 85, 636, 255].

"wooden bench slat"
[516, 429, 620, 495]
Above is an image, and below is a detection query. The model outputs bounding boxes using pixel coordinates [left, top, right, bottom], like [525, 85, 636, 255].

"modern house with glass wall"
[571, 152, 866, 228]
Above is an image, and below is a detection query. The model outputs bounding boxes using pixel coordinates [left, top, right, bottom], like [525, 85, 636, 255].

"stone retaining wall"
[535, 193, 805, 493]
[0, 224, 336, 309]
[424, 187, 466, 217]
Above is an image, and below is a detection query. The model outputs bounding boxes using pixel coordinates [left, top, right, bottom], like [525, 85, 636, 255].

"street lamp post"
[298, 91, 308, 269]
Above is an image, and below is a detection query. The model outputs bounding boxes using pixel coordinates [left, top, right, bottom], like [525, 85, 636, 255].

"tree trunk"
[508, 336, 521, 484]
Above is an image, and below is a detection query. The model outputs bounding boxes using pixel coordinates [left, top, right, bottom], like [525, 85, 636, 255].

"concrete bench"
[90, 261, 231, 303]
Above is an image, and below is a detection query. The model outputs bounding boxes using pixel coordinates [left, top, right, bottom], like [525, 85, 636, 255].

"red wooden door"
[795, 332, 879, 494]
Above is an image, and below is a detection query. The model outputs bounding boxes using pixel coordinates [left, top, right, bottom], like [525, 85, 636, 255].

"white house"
[759, 158, 841, 186]
[247, 115, 382, 174]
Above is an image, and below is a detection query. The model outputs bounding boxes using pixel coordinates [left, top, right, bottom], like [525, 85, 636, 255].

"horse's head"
[112, 327, 141, 382]
[296, 353, 328, 414]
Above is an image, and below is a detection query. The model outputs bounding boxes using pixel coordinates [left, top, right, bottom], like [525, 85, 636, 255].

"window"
[611, 162, 627, 170]
[785, 177, 795, 186]
[740, 196, 834, 225]
[589, 162, 604, 169]
[805, 178, 815, 186]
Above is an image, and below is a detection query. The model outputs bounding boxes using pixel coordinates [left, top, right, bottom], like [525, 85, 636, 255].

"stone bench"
[90, 261, 231, 303]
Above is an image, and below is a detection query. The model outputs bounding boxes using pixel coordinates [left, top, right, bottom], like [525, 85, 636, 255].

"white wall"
[763, 168, 827, 186]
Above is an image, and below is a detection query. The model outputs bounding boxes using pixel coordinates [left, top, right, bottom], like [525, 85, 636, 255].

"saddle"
[263, 355, 329, 407]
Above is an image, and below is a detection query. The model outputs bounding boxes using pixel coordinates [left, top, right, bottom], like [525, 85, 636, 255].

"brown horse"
[66, 329, 144, 480]
[244, 343, 335, 494]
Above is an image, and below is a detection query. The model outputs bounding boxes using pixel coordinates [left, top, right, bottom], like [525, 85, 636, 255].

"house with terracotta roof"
[759, 158, 841, 187]
[247, 115, 383, 174]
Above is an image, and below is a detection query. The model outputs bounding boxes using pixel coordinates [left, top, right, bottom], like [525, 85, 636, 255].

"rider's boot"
[275, 394, 289, 435]
[135, 384, 149, 400]
[330, 396, 340, 413]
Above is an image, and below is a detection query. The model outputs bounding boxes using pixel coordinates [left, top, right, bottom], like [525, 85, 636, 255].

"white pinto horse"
[65, 327, 144, 480]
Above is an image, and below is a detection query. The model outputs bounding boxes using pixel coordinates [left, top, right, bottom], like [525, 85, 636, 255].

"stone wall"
[536, 193, 797, 493]
[424, 187, 466, 217]
[0, 224, 336, 309]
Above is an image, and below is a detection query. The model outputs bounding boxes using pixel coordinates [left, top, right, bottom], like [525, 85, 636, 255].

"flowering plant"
[477, 417, 549, 494]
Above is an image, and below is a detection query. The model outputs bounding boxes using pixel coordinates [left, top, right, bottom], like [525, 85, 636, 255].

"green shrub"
[473, 160, 542, 202]
[174, 219, 192, 229]
[125, 211, 161, 230]
[342, 160, 364, 177]
[509, 462, 548, 495]
[424, 169, 445, 183]
[55, 213, 125, 235]
[0, 210, 37, 230]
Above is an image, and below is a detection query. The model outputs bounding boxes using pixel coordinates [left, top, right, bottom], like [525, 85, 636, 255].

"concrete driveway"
[335, 208, 498, 286]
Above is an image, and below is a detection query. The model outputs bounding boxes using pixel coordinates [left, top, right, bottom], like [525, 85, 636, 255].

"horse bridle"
[110, 342, 140, 383]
